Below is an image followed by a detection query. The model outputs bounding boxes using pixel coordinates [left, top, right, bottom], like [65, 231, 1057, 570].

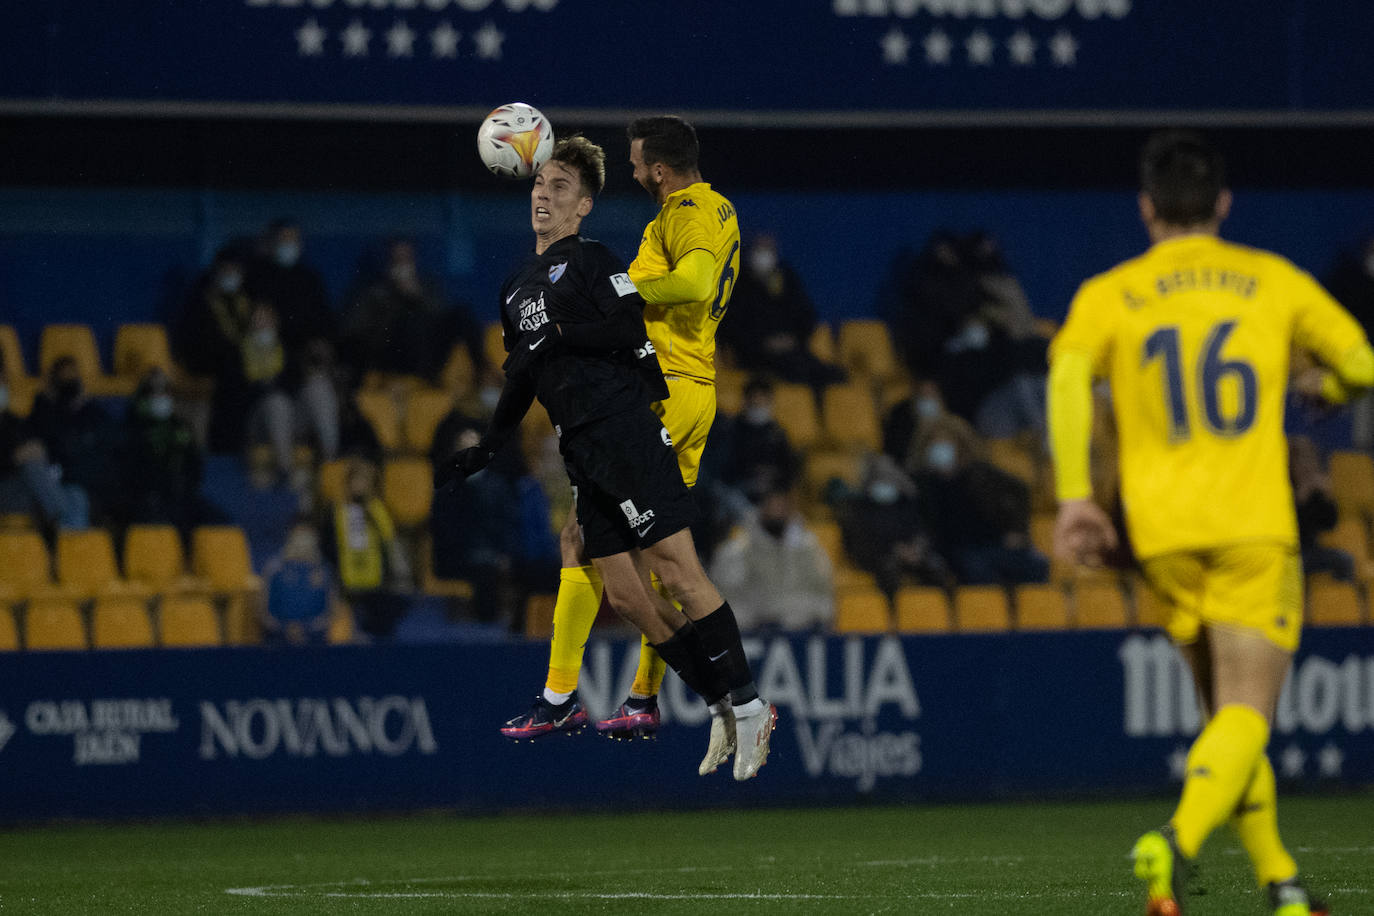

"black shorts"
[562, 406, 696, 559]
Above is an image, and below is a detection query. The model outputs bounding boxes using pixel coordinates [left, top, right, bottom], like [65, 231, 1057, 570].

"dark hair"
[744, 374, 775, 398]
[1140, 130, 1226, 226]
[627, 116, 699, 173]
[547, 135, 606, 197]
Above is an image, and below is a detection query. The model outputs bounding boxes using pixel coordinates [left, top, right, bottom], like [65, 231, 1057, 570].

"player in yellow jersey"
[1050, 131, 1363, 916]
[501, 117, 768, 777]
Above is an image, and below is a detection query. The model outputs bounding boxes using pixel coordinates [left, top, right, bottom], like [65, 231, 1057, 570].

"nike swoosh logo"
[528, 336, 546, 351]
[707, 650, 728, 662]
[635, 521, 655, 538]
[506, 289, 520, 304]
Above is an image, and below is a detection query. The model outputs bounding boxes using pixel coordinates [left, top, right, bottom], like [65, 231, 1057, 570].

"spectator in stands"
[340, 238, 481, 384]
[0, 354, 88, 530]
[717, 375, 799, 508]
[913, 427, 1049, 587]
[1289, 435, 1355, 581]
[320, 457, 412, 640]
[120, 367, 219, 535]
[881, 380, 982, 480]
[829, 453, 952, 596]
[718, 233, 845, 391]
[876, 230, 1047, 438]
[708, 485, 834, 632]
[174, 243, 256, 450]
[1323, 236, 1374, 449]
[430, 424, 559, 629]
[27, 356, 117, 524]
[261, 518, 334, 645]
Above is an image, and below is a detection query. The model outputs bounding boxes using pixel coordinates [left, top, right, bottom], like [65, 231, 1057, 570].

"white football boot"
[698, 701, 736, 775]
[731, 698, 778, 781]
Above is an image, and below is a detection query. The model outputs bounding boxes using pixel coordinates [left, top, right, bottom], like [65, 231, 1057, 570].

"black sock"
[651, 622, 727, 705]
[691, 602, 759, 706]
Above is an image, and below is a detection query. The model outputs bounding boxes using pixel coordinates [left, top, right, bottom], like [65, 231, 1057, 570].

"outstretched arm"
[632, 248, 715, 306]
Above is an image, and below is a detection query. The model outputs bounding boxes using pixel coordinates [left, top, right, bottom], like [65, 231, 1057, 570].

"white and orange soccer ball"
[476, 102, 554, 179]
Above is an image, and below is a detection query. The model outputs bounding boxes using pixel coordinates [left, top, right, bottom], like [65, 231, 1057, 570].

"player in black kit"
[439, 136, 776, 780]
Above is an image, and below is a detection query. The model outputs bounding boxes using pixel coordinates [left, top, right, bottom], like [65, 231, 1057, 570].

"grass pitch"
[1, 795, 1371, 914]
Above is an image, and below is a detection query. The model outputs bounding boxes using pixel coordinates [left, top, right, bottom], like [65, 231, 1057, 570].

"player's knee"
[558, 525, 585, 566]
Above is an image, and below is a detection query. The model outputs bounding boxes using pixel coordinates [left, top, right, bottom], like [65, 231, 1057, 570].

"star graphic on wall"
[430, 21, 460, 59]
[880, 27, 911, 65]
[1049, 29, 1079, 66]
[1279, 743, 1306, 778]
[296, 18, 327, 57]
[386, 20, 416, 58]
[1317, 743, 1344, 778]
[472, 21, 505, 60]
[966, 29, 995, 66]
[341, 19, 371, 58]
[923, 29, 952, 66]
[1007, 30, 1036, 66]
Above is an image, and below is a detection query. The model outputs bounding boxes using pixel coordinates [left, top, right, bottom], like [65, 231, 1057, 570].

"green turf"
[1, 795, 1370, 914]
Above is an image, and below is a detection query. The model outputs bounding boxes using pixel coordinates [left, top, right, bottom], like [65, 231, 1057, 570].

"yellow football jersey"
[1052, 234, 1368, 559]
[628, 182, 740, 384]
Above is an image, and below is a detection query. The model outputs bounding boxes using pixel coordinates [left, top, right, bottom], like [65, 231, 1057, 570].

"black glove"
[502, 327, 560, 379]
[435, 445, 495, 489]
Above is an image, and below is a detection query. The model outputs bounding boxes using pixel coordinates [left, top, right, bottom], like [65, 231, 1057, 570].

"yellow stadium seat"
[158, 595, 223, 647]
[0, 529, 53, 597]
[715, 368, 747, 417]
[0, 600, 18, 650]
[328, 600, 355, 644]
[1131, 578, 1171, 629]
[954, 586, 1011, 632]
[24, 595, 88, 650]
[40, 323, 123, 395]
[1307, 580, 1364, 626]
[123, 524, 188, 590]
[984, 438, 1038, 489]
[484, 322, 507, 370]
[56, 529, 122, 598]
[809, 323, 836, 364]
[837, 319, 900, 383]
[1074, 582, 1129, 629]
[1317, 517, 1371, 577]
[1030, 512, 1057, 557]
[92, 594, 156, 649]
[382, 458, 434, 528]
[1329, 450, 1374, 519]
[317, 458, 350, 505]
[403, 387, 454, 454]
[191, 526, 262, 593]
[112, 323, 173, 381]
[834, 586, 891, 634]
[894, 586, 951, 633]
[821, 383, 882, 450]
[802, 449, 862, 506]
[810, 520, 845, 567]
[355, 390, 403, 453]
[524, 593, 557, 639]
[772, 382, 820, 449]
[1015, 584, 1069, 630]
[439, 343, 476, 394]
[419, 535, 475, 600]
[0, 324, 37, 414]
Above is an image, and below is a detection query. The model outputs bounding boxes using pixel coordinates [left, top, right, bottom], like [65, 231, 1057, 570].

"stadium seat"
[91, 594, 156, 649]
[158, 595, 223, 647]
[355, 390, 403, 453]
[834, 586, 891, 634]
[771, 382, 820, 449]
[56, 529, 122, 598]
[0, 529, 54, 597]
[809, 322, 836, 364]
[39, 323, 122, 395]
[821, 383, 882, 450]
[1073, 582, 1129, 629]
[984, 438, 1038, 489]
[24, 594, 88, 650]
[1317, 517, 1371, 577]
[123, 524, 189, 590]
[327, 601, 354, 645]
[317, 458, 350, 505]
[1015, 584, 1070, 630]
[802, 449, 862, 507]
[894, 585, 951, 633]
[403, 387, 454, 454]
[1329, 450, 1374, 518]
[1307, 580, 1364, 626]
[112, 323, 173, 381]
[483, 321, 507, 370]
[1131, 578, 1170, 629]
[419, 534, 475, 600]
[438, 342, 475, 394]
[954, 586, 1011, 632]
[190, 526, 262, 594]
[524, 593, 556, 639]
[0, 324, 37, 415]
[382, 457, 434, 528]
[0, 599, 18, 650]
[837, 319, 899, 383]
[714, 368, 747, 417]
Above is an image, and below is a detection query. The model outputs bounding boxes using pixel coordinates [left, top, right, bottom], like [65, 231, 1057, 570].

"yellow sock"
[544, 565, 603, 695]
[1230, 755, 1299, 887]
[1171, 703, 1270, 859]
[628, 575, 672, 697]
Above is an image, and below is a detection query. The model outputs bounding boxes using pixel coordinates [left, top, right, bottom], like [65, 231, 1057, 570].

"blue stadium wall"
[1, 630, 1371, 821]
[5, 186, 1374, 361]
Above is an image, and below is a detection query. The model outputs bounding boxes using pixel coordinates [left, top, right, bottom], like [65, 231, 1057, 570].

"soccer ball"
[476, 102, 554, 179]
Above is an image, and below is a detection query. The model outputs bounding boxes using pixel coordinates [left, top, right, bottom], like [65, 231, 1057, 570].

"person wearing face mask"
[716, 233, 847, 394]
[120, 367, 217, 534]
[912, 428, 1049, 587]
[0, 352, 90, 531]
[27, 356, 117, 525]
[881, 380, 982, 479]
[261, 518, 335, 645]
[718, 375, 799, 507]
[707, 486, 833, 632]
[320, 457, 412, 640]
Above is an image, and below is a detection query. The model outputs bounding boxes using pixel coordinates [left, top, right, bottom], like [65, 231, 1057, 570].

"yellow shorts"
[1140, 543, 1303, 652]
[651, 376, 716, 488]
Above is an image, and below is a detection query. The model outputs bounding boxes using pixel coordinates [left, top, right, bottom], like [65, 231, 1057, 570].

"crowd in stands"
[5, 222, 1374, 650]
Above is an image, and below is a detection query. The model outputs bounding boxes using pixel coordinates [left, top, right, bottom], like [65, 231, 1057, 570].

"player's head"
[1138, 130, 1231, 235]
[532, 136, 604, 247]
[628, 116, 700, 203]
